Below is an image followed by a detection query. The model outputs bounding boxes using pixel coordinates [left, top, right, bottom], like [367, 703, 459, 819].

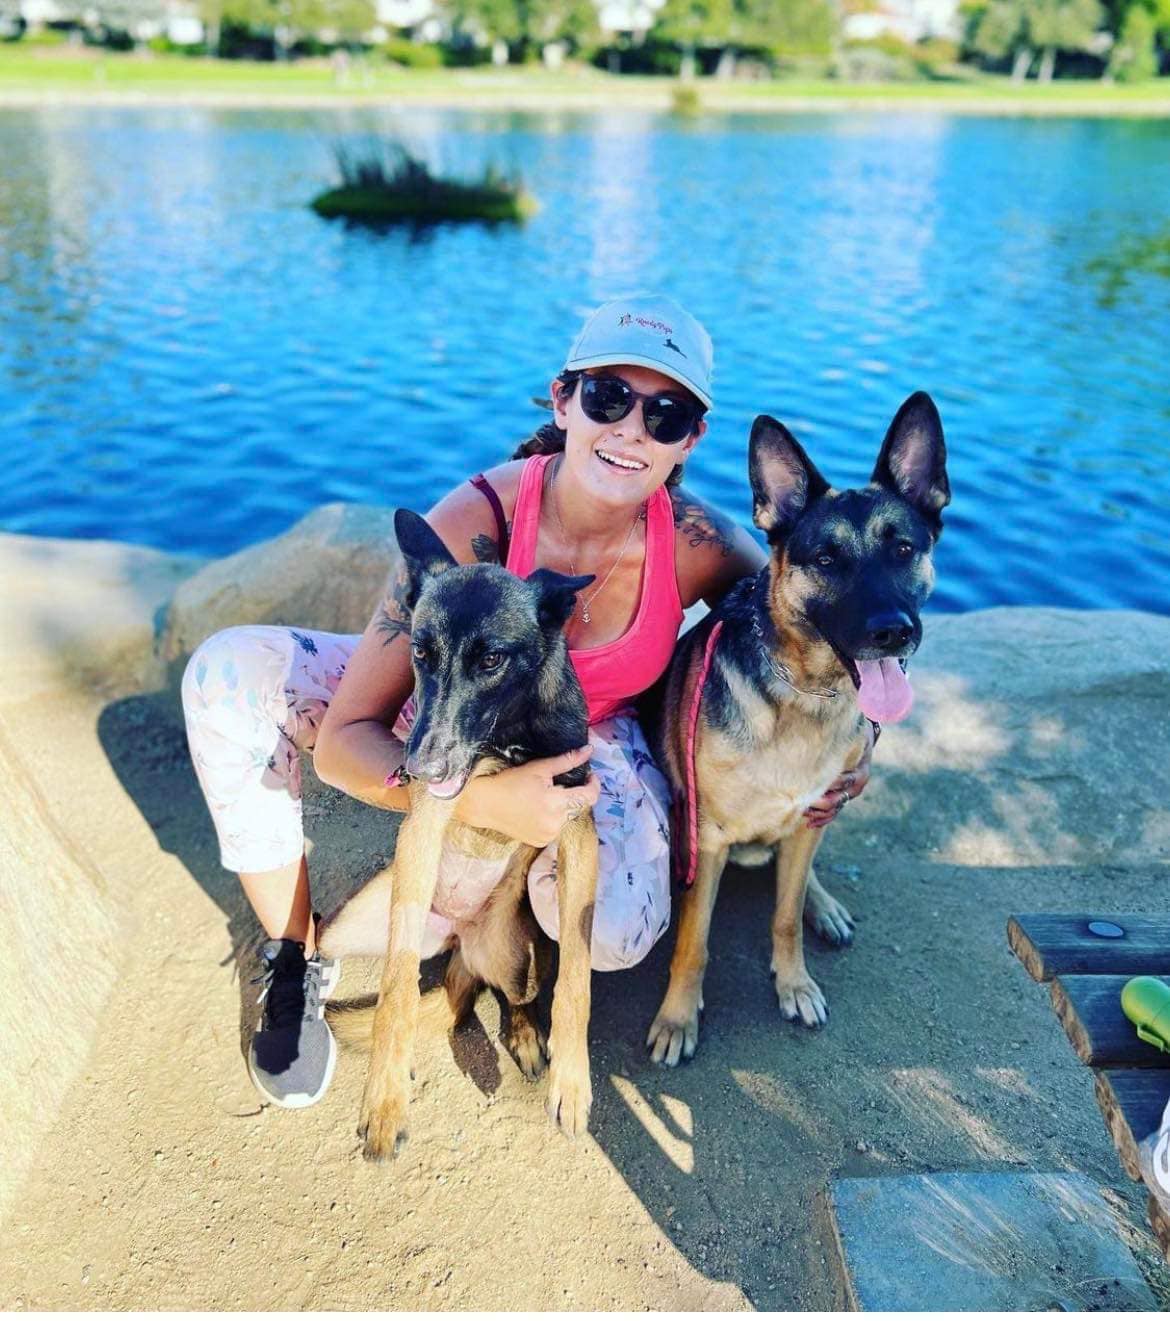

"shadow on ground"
[95, 650, 1170, 1308]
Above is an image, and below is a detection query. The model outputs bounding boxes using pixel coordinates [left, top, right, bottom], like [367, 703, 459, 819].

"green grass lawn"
[1, 45, 1169, 109]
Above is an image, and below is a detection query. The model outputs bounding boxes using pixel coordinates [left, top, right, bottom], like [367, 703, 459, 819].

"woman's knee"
[588, 896, 668, 973]
[181, 625, 293, 720]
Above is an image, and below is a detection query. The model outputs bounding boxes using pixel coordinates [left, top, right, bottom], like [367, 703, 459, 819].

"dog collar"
[749, 576, 841, 701]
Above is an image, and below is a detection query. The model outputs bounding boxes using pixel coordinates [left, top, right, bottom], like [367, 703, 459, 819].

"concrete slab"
[827, 1171, 1156, 1311]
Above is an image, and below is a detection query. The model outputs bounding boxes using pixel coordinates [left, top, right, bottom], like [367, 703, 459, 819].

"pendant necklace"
[550, 464, 643, 625]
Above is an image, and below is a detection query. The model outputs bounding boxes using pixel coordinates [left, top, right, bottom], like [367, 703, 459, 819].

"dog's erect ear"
[870, 392, 950, 536]
[393, 508, 458, 609]
[749, 415, 830, 538]
[527, 568, 596, 633]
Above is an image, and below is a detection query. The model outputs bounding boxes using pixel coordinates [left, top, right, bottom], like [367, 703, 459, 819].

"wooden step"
[825, 1172, 1157, 1309]
[1008, 913, 1170, 984]
[1093, 1069, 1170, 1180]
[1148, 1192, 1170, 1263]
[1050, 975, 1170, 1068]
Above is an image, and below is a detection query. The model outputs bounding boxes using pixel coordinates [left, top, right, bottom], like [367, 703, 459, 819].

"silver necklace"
[749, 613, 840, 701]
[549, 465, 643, 625]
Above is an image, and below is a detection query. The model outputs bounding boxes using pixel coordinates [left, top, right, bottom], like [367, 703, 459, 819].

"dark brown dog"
[319, 510, 599, 1157]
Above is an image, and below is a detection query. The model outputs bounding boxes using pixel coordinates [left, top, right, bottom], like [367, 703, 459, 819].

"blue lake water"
[1, 106, 1168, 614]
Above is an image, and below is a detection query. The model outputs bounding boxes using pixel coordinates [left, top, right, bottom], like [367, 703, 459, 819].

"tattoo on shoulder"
[471, 532, 499, 564]
[471, 520, 511, 565]
[670, 488, 736, 557]
[375, 559, 412, 647]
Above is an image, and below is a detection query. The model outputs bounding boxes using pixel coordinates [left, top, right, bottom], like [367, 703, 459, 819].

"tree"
[654, 0, 832, 75]
[969, 0, 1104, 78]
[655, 0, 735, 75]
[440, 0, 596, 57]
[1108, 0, 1157, 75]
[742, 0, 834, 55]
[218, 0, 374, 53]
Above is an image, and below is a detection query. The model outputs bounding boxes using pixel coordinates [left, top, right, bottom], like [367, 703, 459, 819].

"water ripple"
[1, 107, 1169, 614]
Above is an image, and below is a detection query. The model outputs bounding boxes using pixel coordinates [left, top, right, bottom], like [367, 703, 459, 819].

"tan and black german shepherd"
[646, 393, 950, 1066]
[318, 509, 599, 1159]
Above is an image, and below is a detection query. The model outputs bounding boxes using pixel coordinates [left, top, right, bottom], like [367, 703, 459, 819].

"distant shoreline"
[2, 52, 1170, 117]
[5, 87, 1170, 116]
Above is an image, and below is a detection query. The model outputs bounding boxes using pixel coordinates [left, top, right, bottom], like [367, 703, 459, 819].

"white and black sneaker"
[247, 935, 341, 1109]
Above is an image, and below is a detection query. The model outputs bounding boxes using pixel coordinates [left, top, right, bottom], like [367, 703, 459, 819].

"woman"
[181, 294, 873, 1108]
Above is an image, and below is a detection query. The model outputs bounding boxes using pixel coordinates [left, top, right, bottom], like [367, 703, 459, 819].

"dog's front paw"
[804, 889, 855, 947]
[646, 988, 703, 1067]
[546, 1051, 592, 1137]
[506, 1006, 548, 1082]
[772, 969, 828, 1028]
[357, 1074, 411, 1162]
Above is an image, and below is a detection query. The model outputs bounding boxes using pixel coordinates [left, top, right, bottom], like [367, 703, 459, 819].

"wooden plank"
[1093, 1070, 1170, 1181]
[1148, 1193, 1170, 1263]
[1050, 975, 1170, 1068]
[1008, 913, 1170, 983]
[827, 1173, 1157, 1310]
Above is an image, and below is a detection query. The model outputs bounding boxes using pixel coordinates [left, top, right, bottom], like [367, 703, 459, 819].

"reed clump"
[311, 142, 537, 225]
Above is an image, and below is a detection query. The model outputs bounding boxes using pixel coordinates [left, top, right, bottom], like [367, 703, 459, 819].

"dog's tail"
[325, 999, 377, 1049]
[326, 989, 456, 1049]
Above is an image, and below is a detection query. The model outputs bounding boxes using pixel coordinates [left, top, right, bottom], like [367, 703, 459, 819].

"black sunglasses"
[577, 374, 703, 445]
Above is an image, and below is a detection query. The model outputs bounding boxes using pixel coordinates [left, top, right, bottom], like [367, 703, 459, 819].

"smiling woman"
[179, 293, 873, 1111]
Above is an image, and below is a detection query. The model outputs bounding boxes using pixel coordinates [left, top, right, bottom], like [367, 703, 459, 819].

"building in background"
[842, 0, 961, 43]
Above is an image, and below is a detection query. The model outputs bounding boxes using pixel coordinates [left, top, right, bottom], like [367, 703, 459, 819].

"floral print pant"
[181, 625, 673, 971]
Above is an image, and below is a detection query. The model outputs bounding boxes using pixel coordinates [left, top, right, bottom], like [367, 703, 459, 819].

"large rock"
[861, 606, 1170, 867]
[158, 503, 399, 668]
[0, 712, 122, 1224]
[1, 533, 203, 701]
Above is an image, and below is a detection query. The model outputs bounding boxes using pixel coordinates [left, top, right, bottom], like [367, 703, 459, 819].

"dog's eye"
[895, 542, 914, 560]
[411, 643, 428, 665]
[814, 550, 836, 568]
[480, 652, 504, 672]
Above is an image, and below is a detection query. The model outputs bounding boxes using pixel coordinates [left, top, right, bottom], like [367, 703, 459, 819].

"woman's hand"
[455, 745, 600, 848]
[803, 722, 875, 830]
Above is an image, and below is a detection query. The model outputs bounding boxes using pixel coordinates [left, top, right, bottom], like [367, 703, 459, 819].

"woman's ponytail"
[511, 370, 579, 463]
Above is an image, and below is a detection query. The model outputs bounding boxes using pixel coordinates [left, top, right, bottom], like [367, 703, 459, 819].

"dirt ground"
[4, 662, 1170, 1311]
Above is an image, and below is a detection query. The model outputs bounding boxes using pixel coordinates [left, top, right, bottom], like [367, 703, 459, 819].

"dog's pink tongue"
[427, 776, 465, 800]
[855, 658, 914, 723]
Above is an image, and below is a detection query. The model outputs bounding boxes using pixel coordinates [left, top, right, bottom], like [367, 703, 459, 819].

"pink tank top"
[506, 454, 684, 726]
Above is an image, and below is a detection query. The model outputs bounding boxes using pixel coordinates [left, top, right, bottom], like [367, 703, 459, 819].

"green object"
[311, 143, 536, 227]
[1121, 976, 1170, 1053]
[310, 183, 537, 224]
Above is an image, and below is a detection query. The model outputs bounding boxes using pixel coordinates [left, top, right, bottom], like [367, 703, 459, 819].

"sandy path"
[3, 678, 1168, 1309]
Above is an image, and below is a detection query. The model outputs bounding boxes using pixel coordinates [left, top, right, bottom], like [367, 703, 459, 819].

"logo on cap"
[615, 312, 688, 359]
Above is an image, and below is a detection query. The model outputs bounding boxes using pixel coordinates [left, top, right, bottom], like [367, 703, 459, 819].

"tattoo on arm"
[375, 559, 412, 647]
[670, 488, 736, 557]
[471, 533, 499, 564]
[471, 519, 511, 565]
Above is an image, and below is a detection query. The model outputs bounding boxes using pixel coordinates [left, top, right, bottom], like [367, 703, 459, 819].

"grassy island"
[310, 144, 536, 225]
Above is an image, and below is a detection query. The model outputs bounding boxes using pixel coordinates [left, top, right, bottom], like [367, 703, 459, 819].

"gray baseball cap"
[564, 294, 714, 410]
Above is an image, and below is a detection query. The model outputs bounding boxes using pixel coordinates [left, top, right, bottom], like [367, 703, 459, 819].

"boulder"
[0, 713, 122, 1224]
[1, 533, 203, 701]
[864, 606, 1170, 867]
[158, 503, 399, 669]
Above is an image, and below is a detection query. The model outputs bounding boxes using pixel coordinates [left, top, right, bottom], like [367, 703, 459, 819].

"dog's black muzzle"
[859, 610, 918, 657]
[404, 712, 479, 797]
[816, 602, 923, 683]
